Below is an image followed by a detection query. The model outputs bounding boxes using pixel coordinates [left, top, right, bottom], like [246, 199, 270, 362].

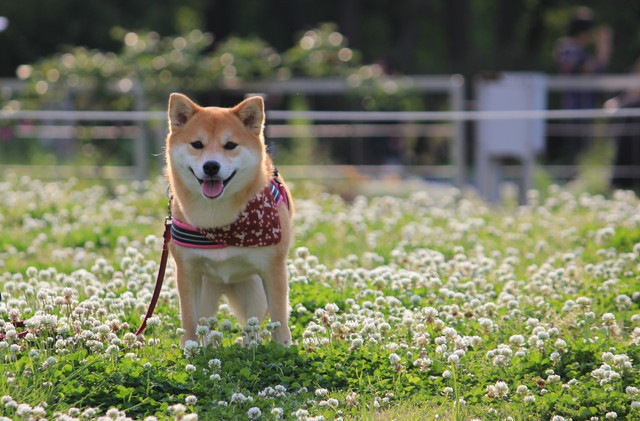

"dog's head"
[166, 94, 267, 200]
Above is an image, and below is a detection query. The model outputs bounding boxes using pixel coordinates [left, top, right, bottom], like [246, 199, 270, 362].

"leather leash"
[0, 220, 171, 341]
[0, 320, 29, 340]
[135, 217, 172, 337]
[0, 200, 173, 341]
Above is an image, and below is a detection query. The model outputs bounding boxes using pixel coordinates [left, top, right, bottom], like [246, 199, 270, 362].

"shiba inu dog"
[165, 93, 293, 346]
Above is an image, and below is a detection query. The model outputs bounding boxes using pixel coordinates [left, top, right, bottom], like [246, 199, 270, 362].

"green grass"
[1, 173, 639, 420]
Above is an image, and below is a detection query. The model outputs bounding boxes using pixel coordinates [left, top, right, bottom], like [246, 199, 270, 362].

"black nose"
[203, 160, 221, 176]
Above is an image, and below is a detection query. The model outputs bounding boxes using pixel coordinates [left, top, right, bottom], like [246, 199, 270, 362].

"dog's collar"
[170, 179, 288, 249]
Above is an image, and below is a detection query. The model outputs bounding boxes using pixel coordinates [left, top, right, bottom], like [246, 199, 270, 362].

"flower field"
[1, 173, 639, 421]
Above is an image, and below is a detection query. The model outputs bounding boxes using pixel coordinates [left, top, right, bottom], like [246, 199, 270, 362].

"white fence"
[2, 74, 640, 195]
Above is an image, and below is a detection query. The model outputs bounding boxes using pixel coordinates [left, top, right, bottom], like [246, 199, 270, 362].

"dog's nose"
[203, 160, 221, 176]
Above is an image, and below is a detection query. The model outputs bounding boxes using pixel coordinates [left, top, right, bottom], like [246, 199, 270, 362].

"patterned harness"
[170, 179, 289, 249]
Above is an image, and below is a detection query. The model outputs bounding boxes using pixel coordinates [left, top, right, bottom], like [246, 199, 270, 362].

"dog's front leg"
[262, 261, 292, 346]
[175, 260, 202, 347]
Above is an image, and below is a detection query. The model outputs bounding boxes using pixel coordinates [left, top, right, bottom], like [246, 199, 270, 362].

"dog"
[165, 93, 293, 347]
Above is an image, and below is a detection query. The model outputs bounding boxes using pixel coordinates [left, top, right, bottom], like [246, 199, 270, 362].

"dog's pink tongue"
[202, 180, 223, 198]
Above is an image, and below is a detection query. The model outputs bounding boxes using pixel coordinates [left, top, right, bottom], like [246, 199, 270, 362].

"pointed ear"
[233, 96, 265, 136]
[168, 93, 199, 129]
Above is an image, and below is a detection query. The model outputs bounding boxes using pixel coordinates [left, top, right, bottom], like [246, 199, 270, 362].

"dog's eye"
[224, 141, 238, 150]
[191, 140, 204, 149]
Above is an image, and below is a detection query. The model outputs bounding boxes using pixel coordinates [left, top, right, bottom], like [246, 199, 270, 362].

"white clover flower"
[293, 408, 309, 420]
[185, 364, 196, 373]
[443, 327, 457, 338]
[219, 320, 233, 331]
[266, 321, 281, 331]
[315, 388, 329, 397]
[478, 317, 494, 332]
[485, 385, 498, 399]
[81, 408, 98, 419]
[602, 352, 615, 363]
[105, 344, 119, 356]
[495, 380, 509, 397]
[389, 353, 401, 365]
[42, 356, 57, 369]
[210, 374, 221, 381]
[146, 316, 161, 327]
[271, 407, 284, 419]
[605, 412, 617, 419]
[626, 386, 639, 396]
[350, 337, 364, 350]
[196, 325, 209, 337]
[123, 332, 137, 345]
[106, 407, 120, 419]
[185, 395, 197, 405]
[168, 403, 186, 416]
[208, 359, 222, 370]
[247, 407, 261, 419]
[208, 330, 224, 346]
[547, 374, 561, 383]
[509, 335, 525, 346]
[325, 303, 339, 314]
[183, 340, 200, 359]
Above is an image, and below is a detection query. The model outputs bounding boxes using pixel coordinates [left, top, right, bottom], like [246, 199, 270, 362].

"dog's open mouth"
[190, 168, 236, 199]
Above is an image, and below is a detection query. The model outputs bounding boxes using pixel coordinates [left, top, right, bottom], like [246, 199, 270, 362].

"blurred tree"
[444, 0, 470, 73]
[0, 0, 204, 77]
[2, 0, 640, 78]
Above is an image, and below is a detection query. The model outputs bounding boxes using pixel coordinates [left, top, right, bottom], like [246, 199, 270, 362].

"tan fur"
[165, 93, 294, 346]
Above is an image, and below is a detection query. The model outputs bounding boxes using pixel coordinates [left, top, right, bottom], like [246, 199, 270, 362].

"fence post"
[475, 72, 547, 204]
[449, 74, 466, 189]
[132, 82, 149, 181]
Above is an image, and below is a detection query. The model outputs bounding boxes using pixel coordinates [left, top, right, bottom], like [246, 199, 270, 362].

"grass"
[0, 172, 639, 420]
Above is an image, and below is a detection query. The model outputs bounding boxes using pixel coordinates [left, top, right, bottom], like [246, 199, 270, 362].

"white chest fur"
[174, 245, 275, 285]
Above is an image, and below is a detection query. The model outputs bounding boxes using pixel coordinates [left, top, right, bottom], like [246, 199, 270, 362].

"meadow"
[0, 172, 639, 421]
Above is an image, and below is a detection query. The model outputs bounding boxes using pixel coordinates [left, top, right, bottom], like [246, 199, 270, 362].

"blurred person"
[550, 6, 613, 164]
[604, 55, 640, 190]
[554, 6, 612, 108]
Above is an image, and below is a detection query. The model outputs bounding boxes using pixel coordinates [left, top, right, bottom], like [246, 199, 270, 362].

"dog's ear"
[168, 93, 199, 129]
[233, 96, 265, 137]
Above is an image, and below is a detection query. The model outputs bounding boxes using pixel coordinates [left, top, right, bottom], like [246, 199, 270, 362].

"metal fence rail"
[2, 74, 640, 190]
[3, 106, 640, 179]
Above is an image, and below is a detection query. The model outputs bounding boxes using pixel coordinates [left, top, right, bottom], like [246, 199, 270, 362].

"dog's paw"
[273, 325, 292, 347]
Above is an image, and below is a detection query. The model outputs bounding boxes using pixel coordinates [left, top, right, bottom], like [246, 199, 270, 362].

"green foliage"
[4, 0, 640, 81]
[16, 29, 216, 111]
[209, 36, 283, 82]
[283, 23, 361, 78]
[12, 24, 426, 114]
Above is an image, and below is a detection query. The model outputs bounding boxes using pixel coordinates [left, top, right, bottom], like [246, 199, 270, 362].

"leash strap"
[0, 320, 29, 340]
[135, 217, 172, 337]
